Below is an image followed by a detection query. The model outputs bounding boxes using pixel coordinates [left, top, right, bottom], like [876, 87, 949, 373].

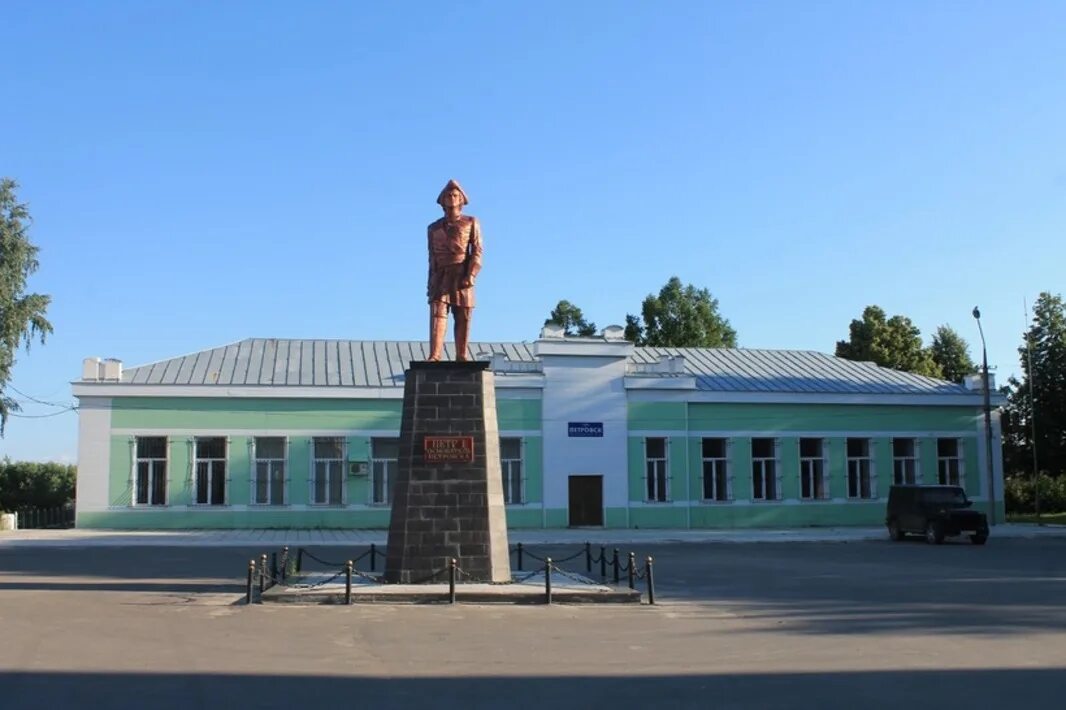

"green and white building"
[73, 330, 1005, 529]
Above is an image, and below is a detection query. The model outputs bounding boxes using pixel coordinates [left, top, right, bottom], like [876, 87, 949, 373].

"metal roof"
[114, 338, 970, 396]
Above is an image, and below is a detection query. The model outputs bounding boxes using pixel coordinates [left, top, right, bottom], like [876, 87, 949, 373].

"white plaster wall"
[75, 397, 112, 517]
[541, 354, 630, 513]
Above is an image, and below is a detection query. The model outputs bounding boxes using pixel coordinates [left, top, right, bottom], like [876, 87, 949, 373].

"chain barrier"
[298, 547, 372, 568]
[548, 563, 604, 586]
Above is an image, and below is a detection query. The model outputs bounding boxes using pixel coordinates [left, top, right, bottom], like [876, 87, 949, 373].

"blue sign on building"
[568, 422, 604, 438]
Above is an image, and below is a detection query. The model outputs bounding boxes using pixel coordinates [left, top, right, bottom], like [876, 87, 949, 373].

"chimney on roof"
[101, 358, 123, 381]
[82, 357, 103, 381]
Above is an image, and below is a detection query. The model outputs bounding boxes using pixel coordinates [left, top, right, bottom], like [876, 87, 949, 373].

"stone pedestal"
[384, 361, 511, 583]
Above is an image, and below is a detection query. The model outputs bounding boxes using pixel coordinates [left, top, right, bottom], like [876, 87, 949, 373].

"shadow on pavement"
[3, 668, 1066, 710]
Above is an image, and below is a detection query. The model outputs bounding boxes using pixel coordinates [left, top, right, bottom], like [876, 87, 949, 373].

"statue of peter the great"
[426, 179, 482, 361]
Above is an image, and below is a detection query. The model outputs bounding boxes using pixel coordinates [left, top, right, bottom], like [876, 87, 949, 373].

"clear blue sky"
[2, 1, 1064, 462]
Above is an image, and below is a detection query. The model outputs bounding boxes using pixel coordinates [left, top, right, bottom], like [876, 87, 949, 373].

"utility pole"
[973, 307, 996, 525]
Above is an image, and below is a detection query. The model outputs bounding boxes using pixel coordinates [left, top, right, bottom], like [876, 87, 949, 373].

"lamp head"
[972, 306, 981, 320]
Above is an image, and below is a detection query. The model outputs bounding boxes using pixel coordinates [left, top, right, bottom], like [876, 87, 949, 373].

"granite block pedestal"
[384, 361, 511, 584]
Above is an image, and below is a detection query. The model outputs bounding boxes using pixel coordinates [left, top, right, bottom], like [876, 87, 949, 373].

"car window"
[919, 489, 968, 506]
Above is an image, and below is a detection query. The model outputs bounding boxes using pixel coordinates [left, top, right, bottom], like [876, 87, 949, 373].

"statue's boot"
[428, 315, 447, 361]
[454, 310, 471, 362]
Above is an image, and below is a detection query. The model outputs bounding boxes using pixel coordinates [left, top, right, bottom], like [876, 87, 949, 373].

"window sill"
[698, 499, 733, 505]
[249, 503, 291, 508]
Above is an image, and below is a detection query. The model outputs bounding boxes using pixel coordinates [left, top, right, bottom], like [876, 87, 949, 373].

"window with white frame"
[253, 437, 286, 505]
[194, 437, 227, 506]
[645, 437, 669, 502]
[799, 438, 828, 500]
[134, 436, 167, 506]
[846, 438, 874, 499]
[701, 438, 730, 501]
[371, 438, 399, 505]
[312, 437, 345, 505]
[892, 438, 918, 485]
[937, 438, 962, 487]
[501, 437, 523, 504]
[751, 438, 778, 501]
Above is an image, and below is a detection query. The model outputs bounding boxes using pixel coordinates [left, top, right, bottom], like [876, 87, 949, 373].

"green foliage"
[626, 277, 737, 348]
[1002, 292, 1066, 478]
[1004, 473, 1066, 514]
[544, 299, 597, 337]
[835, 305, 942, 378]
[0, 178, 54, 434]
[929, 325, 976, 384]
[0, 460, 76, 511]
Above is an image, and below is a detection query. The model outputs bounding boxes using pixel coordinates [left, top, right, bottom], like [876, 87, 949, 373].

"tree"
[1002, 292, 1066, 478]
[544, 299, 597, 336]
[0, 460, 76, 511]
[835, 305, 942, 378]
[0, 179, 53, 433]
[929, 325, 977, 384]
[625, 277, 737, 348]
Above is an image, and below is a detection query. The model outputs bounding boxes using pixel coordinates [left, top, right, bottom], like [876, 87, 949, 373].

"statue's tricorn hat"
[437, 179, 469, 206]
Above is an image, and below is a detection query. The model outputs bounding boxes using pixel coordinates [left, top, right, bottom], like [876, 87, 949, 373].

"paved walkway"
[1, 524, 1064, 547]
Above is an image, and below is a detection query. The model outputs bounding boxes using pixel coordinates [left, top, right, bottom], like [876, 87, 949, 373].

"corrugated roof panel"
[269, 340, 287, 385]
[243, 340, 264, 385]
[174, 352, 197, 385]
[338, 340, 353, 386]
[187, 348, 210, 385]
[113, 339, 973, 396]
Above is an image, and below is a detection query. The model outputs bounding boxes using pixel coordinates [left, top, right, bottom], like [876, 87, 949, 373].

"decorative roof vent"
[602, 325, 626, 341]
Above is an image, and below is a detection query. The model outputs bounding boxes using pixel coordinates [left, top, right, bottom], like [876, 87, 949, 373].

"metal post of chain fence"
[345, 560, 353, 605]
[600, 546, 607, 582]
[628, 552, 636, 590]
[645, 557, 655, 605]
[612, 548, 620, 584]
[246, 560, 256, 604]
[260, 554, 268, 594]
[296, 548, 303, 573]
[271, 552, 278, 582]
[370, 543, 377, 572]
[545, 557, 552, 605]
[449, 558, 457, 604]
[517, 542, 524, 571]
[280, 547, 289, 581]
[585, 542, 592, 573]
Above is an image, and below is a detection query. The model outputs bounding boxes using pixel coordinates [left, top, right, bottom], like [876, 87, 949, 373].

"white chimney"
[82, 357, 103, 381]
[101, 358, 123, 381]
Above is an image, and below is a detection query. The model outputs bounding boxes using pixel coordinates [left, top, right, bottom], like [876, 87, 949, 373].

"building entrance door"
[568, 475, 604, 527]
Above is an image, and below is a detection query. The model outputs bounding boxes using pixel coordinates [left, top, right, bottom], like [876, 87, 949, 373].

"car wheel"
[925, 521, 945, 545]
[971, 531, 989, 546]
[888, 520, 904, 541]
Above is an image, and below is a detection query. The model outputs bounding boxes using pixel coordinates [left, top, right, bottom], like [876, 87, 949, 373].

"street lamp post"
[973, 307, 996, 525]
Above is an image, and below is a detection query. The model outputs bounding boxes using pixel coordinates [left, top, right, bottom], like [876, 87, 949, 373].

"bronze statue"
[427, 179, 482, 361]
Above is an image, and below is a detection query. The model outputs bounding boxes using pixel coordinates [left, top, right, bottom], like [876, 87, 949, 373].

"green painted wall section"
[109, 396, 538, 432]
[630, 506, 687, 528]
[498, 398, 542, 430]
[623, 432, 981, 505]
[504, 508, 543, 529]
[628, 402, 686, 431]
[689, 502, 886, 528]
[78, 509, 393, 530]
[111, 398, 403, 431]
[779, 439, 799, 500]
[731, 437, 753, 500]
[687, 402, 978, 433]
[627, 437, 645, 501]
[826, 438, 847, 499]
[605, 507, 628, 529]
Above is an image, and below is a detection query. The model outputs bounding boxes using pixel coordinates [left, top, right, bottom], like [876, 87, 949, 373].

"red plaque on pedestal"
[423, 435, 475, 463]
